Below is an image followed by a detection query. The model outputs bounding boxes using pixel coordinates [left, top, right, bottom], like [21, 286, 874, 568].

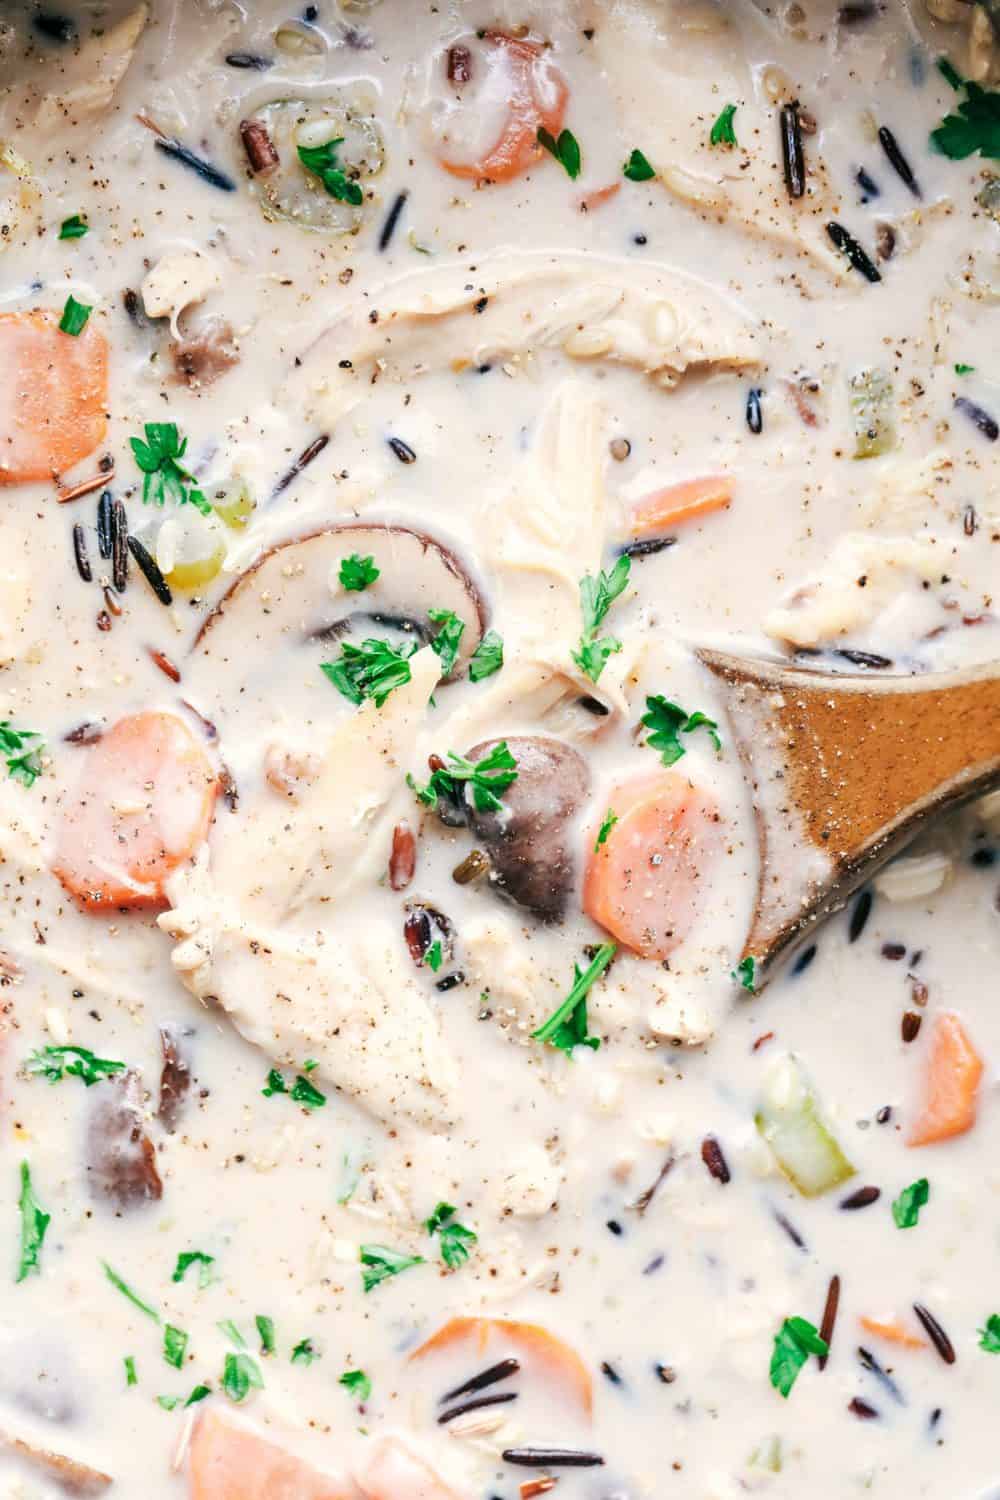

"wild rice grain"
[388, 436, 417, 464]
[438, 1391, 518, 1425]
[819, 1274, 840, 1368]
[126, 536, 173, 605]
[913, 1303, 956, 1365]
[780, 102, 806, 199]
[700, 1135, 731, 1184]
[111, 501, 129, 592]
[72, 523, 92, 582]
[440, 1357, 520, 1405]
[840, 1185, 881, 1210]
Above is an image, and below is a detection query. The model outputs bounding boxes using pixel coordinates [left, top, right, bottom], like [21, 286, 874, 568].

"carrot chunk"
[53, 711, 217, 910]
[188, 1408, 353, 1499]
[410, 1316, 592, 1417]
[583, 772, 721, 960]
[355, 1437, 462, 1500]
[858, 1316, 927, 1349]
[628, 476, 733, 539]
[440, 32, 568, 184]
[906, 1010, 984, 1147]
[0, 309, 108, 484]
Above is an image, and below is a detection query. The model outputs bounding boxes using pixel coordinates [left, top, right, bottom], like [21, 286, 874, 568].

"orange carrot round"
[583, 772, 722, 960]
[906, 1010, 984, 1148]
[0, 309, 108, 485]
[410, 1316, 593, 1416]
[53, 710, 217, 911]
[440, 32, 568, 184]
[628, 475, 733, 540]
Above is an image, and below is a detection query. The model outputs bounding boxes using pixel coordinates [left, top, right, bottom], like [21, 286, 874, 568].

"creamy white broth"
[2, 1, 1000, 1497]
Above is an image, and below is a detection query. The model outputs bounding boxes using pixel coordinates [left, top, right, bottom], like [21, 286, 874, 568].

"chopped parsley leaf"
[979, 1314, 1000, 1353]
[930, 70, 1000, 161]
[939, 55, 966, 92]
[221, 1351, 263, 1403]
[261, 1068, 286, 1098]
[408, 740, 518, 816]
[26, 1043, 125, 1087]
[425, 1201, 477, 1269]
[124, 1356, 137, 1387]
[338, 552, 380, 591]
[59, 214, 89, 240]
[891, 1177, 929, 1229]
[156, 1395, 180, 1411]
[537, 125, 581, 179]
[572, 555, 630, 684]
[163, 1324, 188, 1370]
[955, 363, 975, 374]
[218, 1320, 246, 1349]
[59, 294, 92, 336]
[15, 1162, 49, 1284]
[469, 628, 504, 681]
[594, 809, 618, 852]
[624, 147, 656, 181]
[130, 422, 211, 514]
[770, 1316, 828, 1397]
[262, 1068, 326, 1109]
[424, 940, 444, 973]
[172, 1250, 215, 1288]
[185, 1383, 211, 1406]
[732, 955, 756, 992]
[256, 1315, 276, 1356]
[102, 1261, 159, 1321]
[291, 1338, 319, 1366]
[321, 637, 417, 708]
[709, 103, 738, 148]
[360, 1243, 424, 1293]
[303, 1059, 318, 1072]
[339, 1368, 372, 1401]
[532, 942, 616, 1056]
[429, 608, 465, 676]
[297, 137, 364, 205]
[0, 721, 44, 787]
[641, 694, 721, 765]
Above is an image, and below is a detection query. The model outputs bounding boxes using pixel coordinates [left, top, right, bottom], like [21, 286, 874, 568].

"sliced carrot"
[859, 1316, 926, 1349]
[53, 711, 217, 910]
[410, 1317, 592, 1417]
[578, 182, 621, 213]
[628, 476, 733, 540]
[906, 1010, 984, 1148]
[583, 772, 721, 960]
[440, 32, 568, 184]
[188, 1408, 353, 1499]
[355, 1437, 462, 1500]
[0, 309, 108, 485]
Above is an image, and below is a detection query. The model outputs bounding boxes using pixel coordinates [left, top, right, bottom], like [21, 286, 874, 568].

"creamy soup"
[1, 0, 1000, 1496]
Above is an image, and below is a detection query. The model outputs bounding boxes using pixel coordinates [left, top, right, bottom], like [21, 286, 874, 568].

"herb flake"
[15, 1162, 49, 1284]
[979, 1314, 1000, 1353]
[172, 1250, 215, 1288]
[339, 1368, 371, 1400]
[594, 809, 618, 852]
[0, 721, 44, 787]
[537, 126, 581, 179]
[59, 294, 92, 336]
[770, 1316, 828, 1398]
[338, 553, 380, 591]
[59, 214, 89, 240]
[429, 608, 465, 676]
[891, 1177, 929, 1229]
[425, 1201, 477, 1269]
[297, 137, 364, 205]
[408, 740, 518, 815]
[360, 1243, 424, 1293]
[710, 103, 738, 148]
[532, 942, 616, 1056]
[130, 423, 211, 514]
[26, 1044, 125, 1087]
[221, 1351, 263, 1403]
[624, 148, 656, 181]
[321, 637, 416, 708]
[572, 555, 630, 684]
[469, 629, 504, 681]
[102, 1261, 159, 1321]
[163, 1325, 188, 1370]
[931, 70, 1000, 160]
[641, 694, 721, 765]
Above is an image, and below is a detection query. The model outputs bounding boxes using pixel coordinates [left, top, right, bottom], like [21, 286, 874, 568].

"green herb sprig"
[130, 423, 211, 514]
[710, 103, 738, 148]
[641, 694, 721, 765]
[425, 1201, 477, 1269]
[931, 58, 1000, 160]
[0, 721, 44, 787]
[532, 942, 616, 1056]
[537, 126, 581, 179]
[59, 294, 92, 336]
[408, 741, 518, 815]
[26, 1044, 125, 1087]
[769, 1316, 828, 1398]
[624, 148, 656, 181]
[469, 629, 504, 681]
[572, 554, 631, 683]
[297, 138, 364, 205]
[360, 1243, 424, 1294]
[321, 638, 417, 708]
[338, 553, 379, 591]
[15, 1162, 49, 1283]
[891, 1177, 929, 1229]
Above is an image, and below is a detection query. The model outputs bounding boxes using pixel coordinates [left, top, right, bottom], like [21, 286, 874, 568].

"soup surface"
[1, 1, 1000, 1496]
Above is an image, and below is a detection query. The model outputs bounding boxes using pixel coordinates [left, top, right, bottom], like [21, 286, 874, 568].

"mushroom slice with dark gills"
[462, 736, 590, 922]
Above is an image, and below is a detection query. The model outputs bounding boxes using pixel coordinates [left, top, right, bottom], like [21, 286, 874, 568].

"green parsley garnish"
[59, 214, 89, 240]
[537, 126, 581, 179]
[709, 103, 738, 148]
[572, 554, 630, 683]
[338, 553, 380, 591]
[157, 1394, 181, 1411]
[624, 148, 656, 181]
[641, 694, 721, 765]
[0, 721, 44, 787]
[261, 1067, 327, 1109]
[339, 1368, 372, 1400]
[770, 1317, 828, 1398]
[163, 1325, 188, 1370]
[594, 809, 618, 852]
[185, 1383, 211, 1406]
[256, 1314, 276, 1356]
[360, 1243, 424, 1294]
[130, 422, 211, 514]
[291, 1338, 319, 1366]
[26, 1044, 125, 1087]
[532, 942, 616, 1057]
[424, 940, 444, 973]
[429, 608, 465, 676]
[303, 1059, 318, 1072]
[408, 740, 518, 815]
[102, 1261, 159, 1321]
[321, 637, 417, 708]
[221, 1351, 263, 1403]
[891, 1177, 929, 1229]
[124, 1356, 137, 1387]
[469, 628, 504, 682]
[931, 64, 1000, 160]
[955, 363, 976, 375]
[59, 294, 91, 336]
[979, 1314, 1000, 1353]
[15, 1162, 50, 1284]
[732, 955, 756, 992]
[425, 1201, 477, 1269]
[172, 1250, 215, 1288]
[218, 1319, 245, 1349]
[297, 137, 364, 205]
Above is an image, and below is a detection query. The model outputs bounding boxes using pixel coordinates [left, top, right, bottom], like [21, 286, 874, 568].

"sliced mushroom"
[172, 315, 239, 388]
[463, 736, 590, 922]
[158, 1024, 192, 1133]
[0, 1428, 111, 1495]
[192, 523, 487, 681]
[86, 1070, 163, 1210]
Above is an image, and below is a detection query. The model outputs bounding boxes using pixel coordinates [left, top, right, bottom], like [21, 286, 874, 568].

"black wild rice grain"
[964, 503, 978, 536]
[746, 387, 763, 434]
[700, 1136, 731, 1184]
[819, 1274, 840, 1368]
[849, 889, 873, 942]
[929, 1406, 943, 1430]
[271, 434, 330, 499]
[97, 489, 113, 559]
[971, 846, 997, 868]
[621, 536, 676, 559]
[955, 395, 999, 442]
[64, 721, 104, 745]
[836, 648, 893, 669]
[840, 1185, 881, 1210]
[856, 166, 880, 200]
[502, 1450, 604, 1469]
[772, 1208, 807, 1251]
[438, 1391, 518, 1425]
[876, 1105, 892, 1124]
[155, 138, 237, 192]
[878, 126, 921, 198]
[901, 1010, 923, 1043]
[643, 1253, 665, 1275]
[858, 1346, 905, 1403]
[441, 1358, 520, 1405]
[73, 524, 92, 582]
[849, 1396, 880, 1419]
[913, 1304, 956, 1365]
[578, 696, 610, 717]
[225, 51, 274, 69]
[127, 536, 173, 605]
[111, 501, 129, 592]
[792, 944, 817, 975]
[655, 1362, 676, 1383]
[240, 119, 279, 175]
[881, 941, 906, 960]
[378, 191, 409, 252]
[33, 12, 75, 41]
[388, 436, 417, 465]
[96, 610, 112, 632]
[436, 971, 464, 992]
[780, 102, 806, 199]
[606, 1219, 623, 1236]
[600, 1362, 624, 1387]
[826, 222, 882, 282]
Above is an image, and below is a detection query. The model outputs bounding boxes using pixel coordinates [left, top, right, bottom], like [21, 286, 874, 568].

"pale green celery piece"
[754, 1053, 855, 1197]
[849, 368, 896, 459]
[210, 479, 255, 529]
[748, 1435, 783, 1473]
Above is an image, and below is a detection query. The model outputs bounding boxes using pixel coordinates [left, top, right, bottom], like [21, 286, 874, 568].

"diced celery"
[755, 1053, 855, 1197]
[849, 368, 895, 459]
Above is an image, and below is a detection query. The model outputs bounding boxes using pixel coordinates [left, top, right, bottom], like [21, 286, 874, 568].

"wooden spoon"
[697, 649, 1000, 987]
